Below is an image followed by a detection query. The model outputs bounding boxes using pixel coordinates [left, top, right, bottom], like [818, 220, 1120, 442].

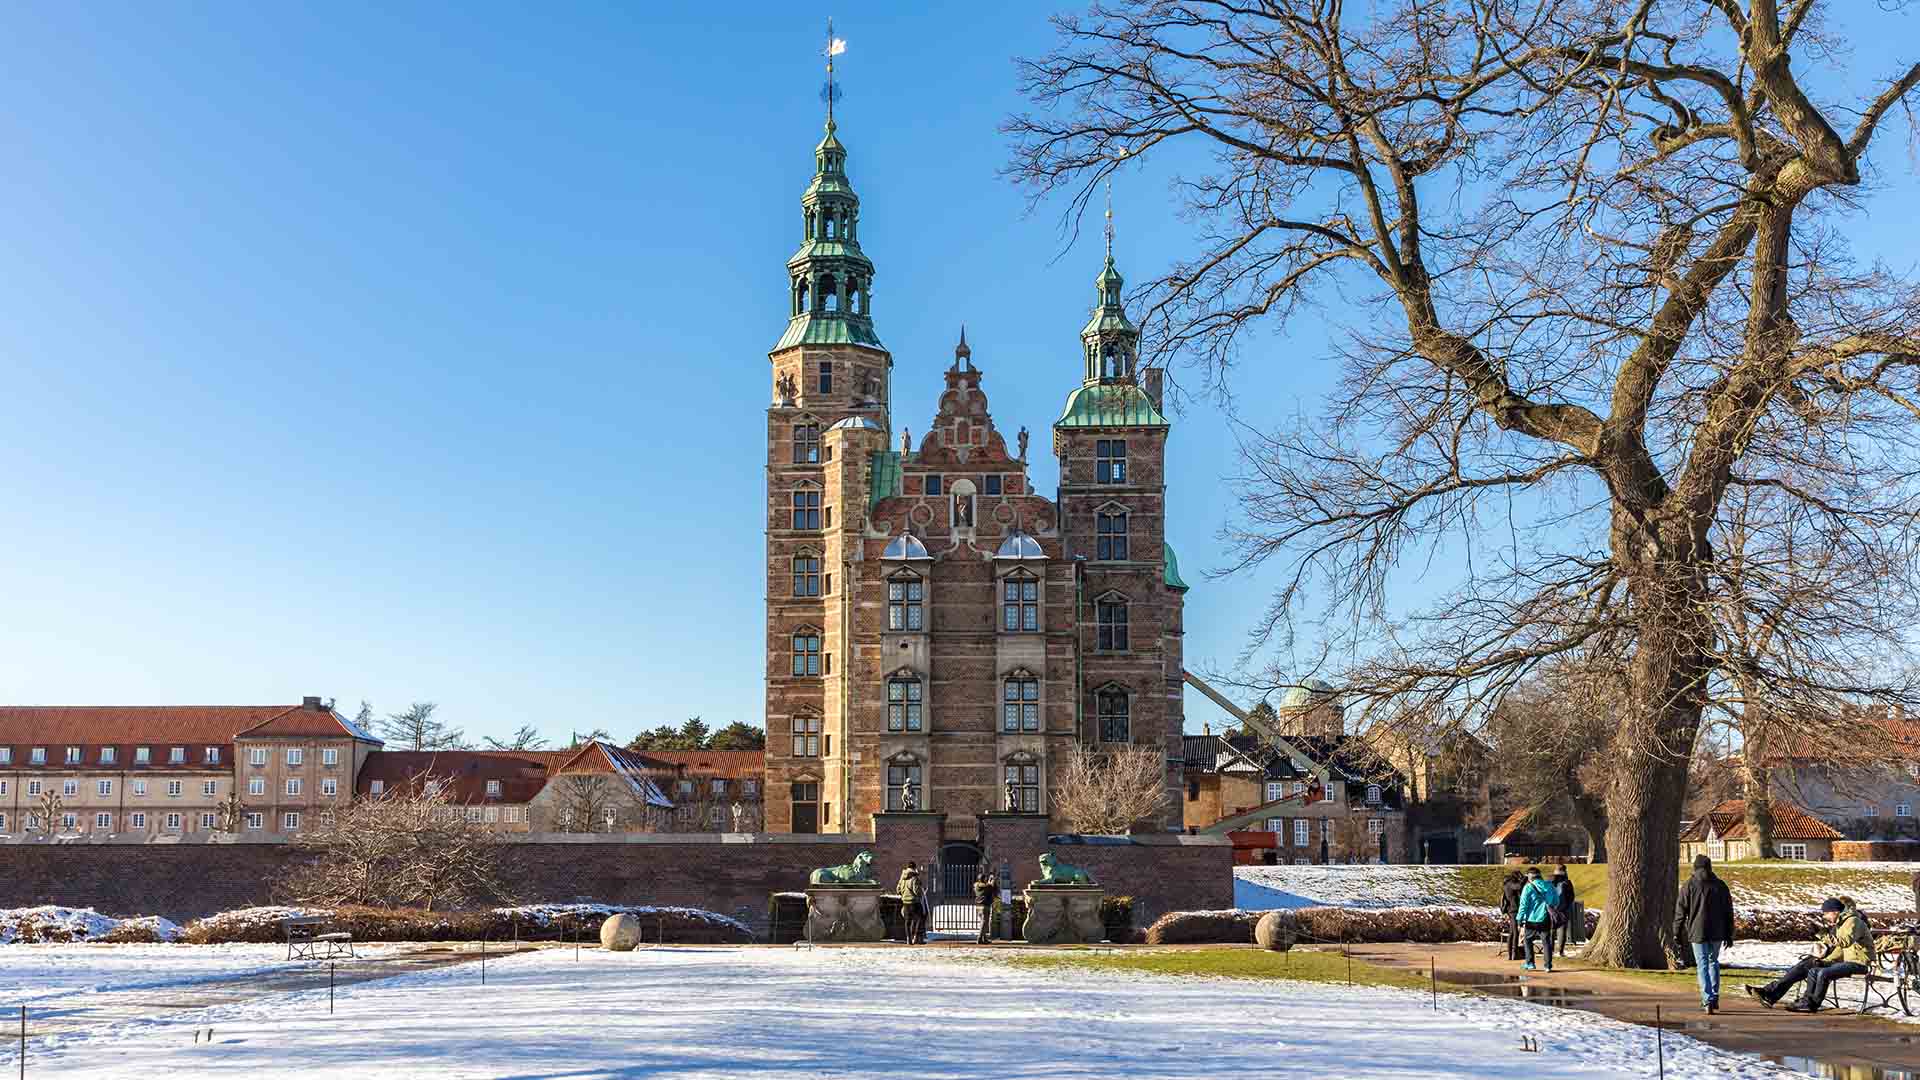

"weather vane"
[1104, 178, 1114, 261]
[822, 19, 847, 126]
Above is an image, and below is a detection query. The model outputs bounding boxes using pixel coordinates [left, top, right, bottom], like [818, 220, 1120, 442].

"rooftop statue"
[809, 850, 877, 885]
[1034, 852, 1094, 886]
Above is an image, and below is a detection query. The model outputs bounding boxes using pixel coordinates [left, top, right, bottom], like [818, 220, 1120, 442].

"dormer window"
[168, 746, 185, 764]
[1366, 784, 1382, 805]
[65, 746, 81, 764]
[100, 747, 116, 765]
[135, 747, 151, 765]
[30, 747, 47, 765]
[486, 780, 502, 798]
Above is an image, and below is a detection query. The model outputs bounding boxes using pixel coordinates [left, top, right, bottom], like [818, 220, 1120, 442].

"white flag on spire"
[826, 38, 847, 57]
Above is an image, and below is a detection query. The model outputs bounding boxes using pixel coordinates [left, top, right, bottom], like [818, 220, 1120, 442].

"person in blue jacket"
[1515, 865, 1561, 972]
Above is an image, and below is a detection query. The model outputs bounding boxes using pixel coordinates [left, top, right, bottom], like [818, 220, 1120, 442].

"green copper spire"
[773, 24, 882, 353]
[1079, 183, 1139, 383]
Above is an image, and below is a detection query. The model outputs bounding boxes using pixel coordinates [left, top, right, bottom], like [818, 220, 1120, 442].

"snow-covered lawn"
[0, 943, 413, 1005]
[1, 945, 1795, 1078]
[1236, 864, 1494, 911]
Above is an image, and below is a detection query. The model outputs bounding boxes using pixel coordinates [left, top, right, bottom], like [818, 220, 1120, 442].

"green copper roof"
[1055, 382, 1169, 428]
[1163, 542, 1189, 590]
[772, 313, 885, 352]
[868, 450, 902, 507]
[787, 240, 871, 266]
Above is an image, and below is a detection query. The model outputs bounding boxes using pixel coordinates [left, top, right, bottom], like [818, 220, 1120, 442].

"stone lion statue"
[1036, 852, 1094, 886]
[809, 850, 877, 885]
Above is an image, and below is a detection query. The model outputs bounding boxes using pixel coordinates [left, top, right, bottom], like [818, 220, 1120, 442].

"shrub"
[1100, 895, 1136, 943]
[1292, 907, 1505, 944]
[181, 903, 753, 945]
[1145, 909, 1260, 945]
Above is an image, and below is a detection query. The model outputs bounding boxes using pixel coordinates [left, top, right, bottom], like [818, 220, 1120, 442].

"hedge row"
[1145, 906, 1598, 946]
[178, 905, 753, 945]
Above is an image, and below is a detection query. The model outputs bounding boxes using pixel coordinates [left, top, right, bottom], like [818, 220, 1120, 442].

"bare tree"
[483, 724, 550, 752]
[1051, 744, 1171, 835]
[278, 782, 509, 911]
[549, 774, 631, 833]
[1485, 658, 1621, 862]
[1009, 0, 1920, 966]
[380, 702, 468, 751]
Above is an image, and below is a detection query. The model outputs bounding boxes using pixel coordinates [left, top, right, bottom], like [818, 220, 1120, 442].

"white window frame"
[1265, 782, 1286, 803]
[286, 778, 303, 796]
[130, 812, 146, 829]
[95, 812, 112, 830]
[164, 812, 182, 831]
[485, 779, 502, 798]
[321, 748, 339, 767]
[29, 747, 46, 765]
[249, 748, 268, 767]
[132, 780, 147, 797]
[1366, 818, 1386, 836]
[100, 747, 116, 765]
[27, 781, 42, 797]
[282, 812, 301, 831]
[370, 780, 386, 796]
[135, 746, 151, 764]
[321, 778, 338, 797]
[166, 780, 183, 798]
[203, 780, 218, 797]
[1293, 819, 1310, 846]
[60, 813, 78, 831]
[199, 812, 217, 829]
[1898, 803, 1914, 818]
[96, 779, 113, 797]
[245, 812, 264, 831]
[205, 747, 221, 764]
[1365, 784, 1382, 805]
[248, 777, 265, 796]
[65, 745, 81, 764]
[1776, 843, 1808, 860]
[168, 746, 185, 764]
[286, 748, 304, 766]
[62, 779, 78, 798]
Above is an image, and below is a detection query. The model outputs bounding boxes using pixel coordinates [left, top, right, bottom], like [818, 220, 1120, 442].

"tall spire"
[772, 24, 882, 354]
[1081, 181, 1138, 384]
[1104, 178, 1114, 263]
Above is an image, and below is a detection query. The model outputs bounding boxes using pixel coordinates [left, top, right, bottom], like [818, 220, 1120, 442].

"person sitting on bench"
[1744, 897, 1874, 1012]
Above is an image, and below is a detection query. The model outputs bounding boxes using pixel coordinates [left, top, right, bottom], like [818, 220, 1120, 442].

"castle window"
[885, 757, 923, 811]
[792, 714, 820, 757]
[1004, 756, 1040, 813]
[791, 487, 821, 530]
[925, 474, 942, 496]
[793, 422, 820, 464]
[791, 781, 820, 834]
[887, 674, 924, 732]
[1096, 440, 1127, 483]
[1002, 571, 1039, 632]
[792, 554, 821, 597]
[819, 361, 833, 393]
[1003, 672, 1039, 733]
[1096, 511, 1129, 560]
[824, 216, 836, 239]
[1095, 596, 1130, 651]
[791, 631, 821, 677]
[887, 573, 924, 631]
[985, 474, 1002, 496]
[1097, 689, 1131, 743]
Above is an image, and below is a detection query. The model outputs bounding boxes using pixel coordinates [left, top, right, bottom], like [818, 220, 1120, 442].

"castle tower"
[1053, 206, 1187, 822]
[764, 102, 891, 834]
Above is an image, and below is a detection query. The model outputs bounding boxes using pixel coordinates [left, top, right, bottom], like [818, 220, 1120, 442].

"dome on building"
[828, 415, 884, 432]
[881, 534, 932, 561]
[1280, 678, 1334, 708]
[994, 531, 1045, 560]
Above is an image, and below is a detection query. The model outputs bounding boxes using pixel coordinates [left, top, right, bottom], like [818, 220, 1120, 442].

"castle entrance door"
[929, 841, 982, 935]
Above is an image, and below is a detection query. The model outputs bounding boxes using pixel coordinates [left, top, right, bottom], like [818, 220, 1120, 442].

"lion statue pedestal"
[804, 850, 885, 943]
[1021, 852, 1105, 945]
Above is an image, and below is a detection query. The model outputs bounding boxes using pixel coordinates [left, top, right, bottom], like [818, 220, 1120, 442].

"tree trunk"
[1584, 530, 1713, 968]
[1741, 730, 1775, 860]
[1569, 791, 1609, 864]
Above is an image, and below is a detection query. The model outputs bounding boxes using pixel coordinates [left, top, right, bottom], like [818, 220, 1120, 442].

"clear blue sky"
[2, 3, 1914, 743]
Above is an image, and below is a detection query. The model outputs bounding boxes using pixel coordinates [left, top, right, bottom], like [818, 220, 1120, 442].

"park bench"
[283, 914, 356, 962]
[1822, 924, 1915, 1017]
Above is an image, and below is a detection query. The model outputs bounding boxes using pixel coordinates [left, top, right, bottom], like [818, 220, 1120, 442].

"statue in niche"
[954, 496, 973, 528]
[776, 372, 797, 404]
[1017, 427, 1029, 462]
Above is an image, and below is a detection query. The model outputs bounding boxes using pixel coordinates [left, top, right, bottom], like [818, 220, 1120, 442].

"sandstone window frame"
[1095, 684, 1131, 744]
[886, 570, 924, 631]
[1094, 503, 1130, 561]
[790, 778, 822, 835]
[886, 669, 925, 733]
[1000, 568, 1041, 632]
[792, 417, 822, 464]
[791, 627, 823, 677]
[791, 710, 822, 757]
[790, 482, 822, 530]
[1094, 592, 1130, 652]
[884, 753, 924, 812]
[1003, 752, 1041, 813]
[792, 550, 823, 597]
[1095, 438, 1128, 484]
[1002, 669, 1040, 733]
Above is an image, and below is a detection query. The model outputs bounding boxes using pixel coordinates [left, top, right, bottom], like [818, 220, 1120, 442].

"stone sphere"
[1255, 910, 1298, 952]
[599, 913, 642, 952]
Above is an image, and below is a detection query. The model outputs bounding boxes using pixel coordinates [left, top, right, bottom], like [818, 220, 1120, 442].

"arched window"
[793, 421, 820, 464]
[824, 215, 836, 239]
[1097, 687, 1131, 743]
[791, 630, 821, 677]
[823, 276, 840, 312]
[1002, 670, 1039, 732]
[1002, 570, 1039, 632]
[1103, 343, 1120, 378]
[1095, 509, 1129, 560]
[791, 712, 820, 757]
[886, 671, 924, 732]
[887, 571, 923, 631]
[804, 211, 815, 240]
[1003, 753, 1040, 813]
[793, 277, 809, 315]
[792, 553, 820, 597]
[791, 485, 821, 530]
[885, 754, 923, 811]
[1095, 595, 1129, 652]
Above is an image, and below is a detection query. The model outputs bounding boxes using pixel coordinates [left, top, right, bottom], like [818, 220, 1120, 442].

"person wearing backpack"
[1515, 866, 1560, 972]
[1673, 854, 1736, 1013]
[1551, 866, 1578, 953]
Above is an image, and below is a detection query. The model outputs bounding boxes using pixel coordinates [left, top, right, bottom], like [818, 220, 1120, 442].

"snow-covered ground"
[0, 943, 413, 1005]
[0, 945, 1796, 1078]
[0, 906, 182, 944]
[1235, 864, 1494, 911]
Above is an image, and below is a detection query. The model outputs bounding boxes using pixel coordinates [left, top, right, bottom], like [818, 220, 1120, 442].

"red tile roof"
[356, 750, 555, 804]
[235, 703, 381, 741]
[1487, 805, 1539, 844]
[1678, 799, 1844, 842]
[636, 750, 764, 780]
[0, 705, 350, 771]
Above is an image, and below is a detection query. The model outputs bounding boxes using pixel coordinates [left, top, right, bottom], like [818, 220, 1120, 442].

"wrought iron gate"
[929, 843, 981, 935]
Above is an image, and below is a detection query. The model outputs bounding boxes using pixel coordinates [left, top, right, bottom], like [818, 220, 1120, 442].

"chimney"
[303, 695, 324, 711]
[1142, 367, 1164, 411]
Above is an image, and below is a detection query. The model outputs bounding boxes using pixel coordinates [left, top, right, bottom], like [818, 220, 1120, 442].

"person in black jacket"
[973, 868, 999, 944]
[1551, 866, 1578, 954]
[1673, 854, 1736, 1013]
[1499, 870, 1527, 961]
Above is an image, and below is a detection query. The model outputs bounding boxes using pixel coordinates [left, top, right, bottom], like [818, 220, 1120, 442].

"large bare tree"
[1009, 0, 1920, 966]
[279, 782, 510, 911]
[1052, 743, 1172, 834]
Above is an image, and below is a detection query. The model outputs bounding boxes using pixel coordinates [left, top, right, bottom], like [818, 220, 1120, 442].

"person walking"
[1551, 866, 1578, 954]
[1673, 854, 1736, 1013]
[973, 868, 999, 944]
[1516, 866, 1559, 972]
[1744, 898, 1875, 1012]
[898, 862, 927, 945]
[1500, 869, 1527, 962]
